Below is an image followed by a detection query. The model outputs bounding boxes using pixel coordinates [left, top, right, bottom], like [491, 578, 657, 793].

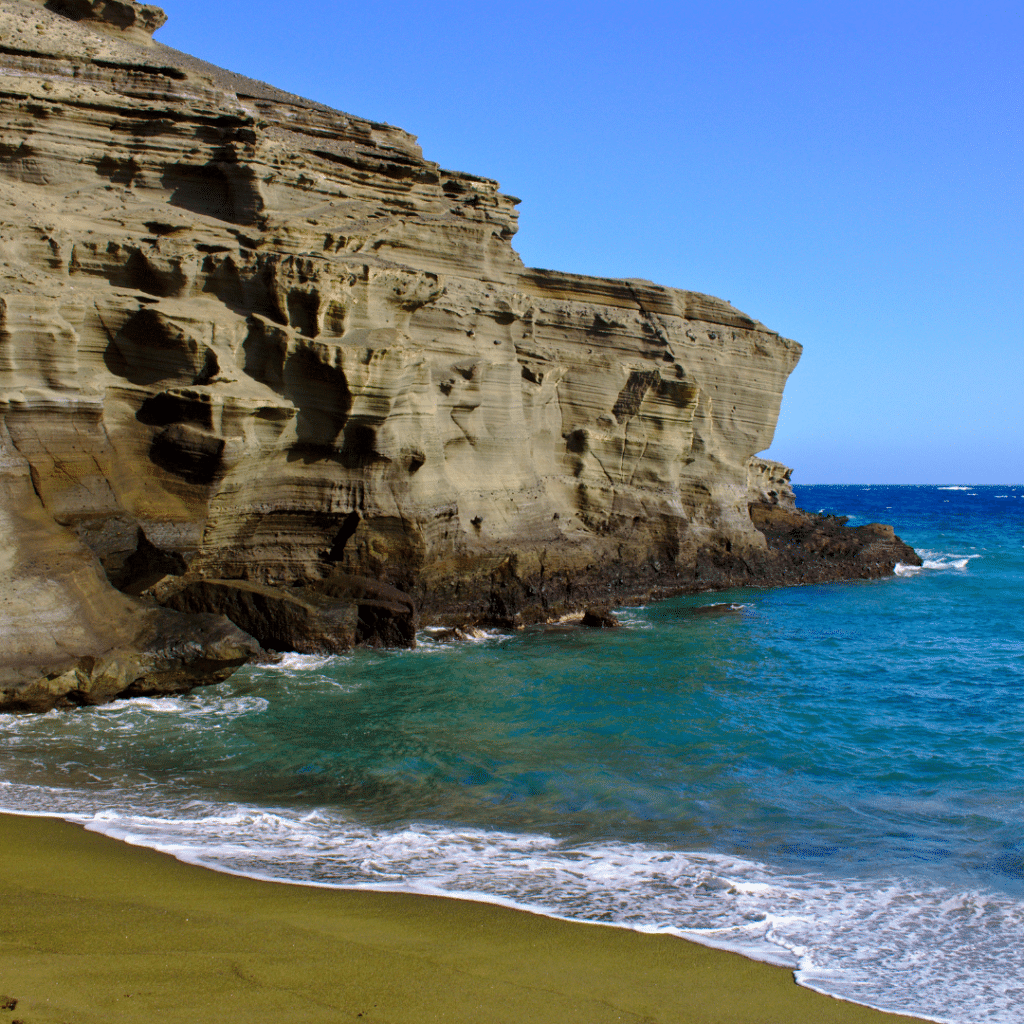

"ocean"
[2, 485, 1022, 1023]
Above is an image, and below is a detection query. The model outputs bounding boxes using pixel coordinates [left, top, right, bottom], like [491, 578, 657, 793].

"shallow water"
[2, 485, 1023, 1023]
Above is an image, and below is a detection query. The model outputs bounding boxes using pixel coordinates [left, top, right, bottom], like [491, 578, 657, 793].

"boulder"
[152, 574, 416, 653]
[581, 606, 620, 629]
[0, 609, 258, 712]
[310, 573, 418, 649]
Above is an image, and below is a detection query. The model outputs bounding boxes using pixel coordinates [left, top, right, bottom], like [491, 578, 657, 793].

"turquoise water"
[2, 485, 1023, 1022]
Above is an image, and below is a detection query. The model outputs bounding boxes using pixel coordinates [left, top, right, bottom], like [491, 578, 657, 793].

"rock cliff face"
[0, 0, 919, 709]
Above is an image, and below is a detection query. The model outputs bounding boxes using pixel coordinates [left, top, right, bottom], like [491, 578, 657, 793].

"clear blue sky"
[156, 1, 1021, 484]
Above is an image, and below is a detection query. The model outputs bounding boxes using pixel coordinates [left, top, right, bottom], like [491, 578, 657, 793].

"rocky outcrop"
[748, 502, 919, 585]
[41, 0, 166, 42]
[0, 0, 919, 710]
[747, 456, 796, 509]
[151, 572, 416, 653]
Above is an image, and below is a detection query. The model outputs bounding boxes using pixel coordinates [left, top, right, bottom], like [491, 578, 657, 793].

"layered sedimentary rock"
[0, 0, 918, 709]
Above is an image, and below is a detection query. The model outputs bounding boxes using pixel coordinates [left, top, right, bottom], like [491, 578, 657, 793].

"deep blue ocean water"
[2, 485, 1023, 1023]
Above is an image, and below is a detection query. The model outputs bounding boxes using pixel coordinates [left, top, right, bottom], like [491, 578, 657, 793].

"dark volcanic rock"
[748, 503, 922, 583]
[153, 578, 359, 655]
[310, 573, 417, 649]
[153, 573, 417, 653]
[581, 606, 620, 628]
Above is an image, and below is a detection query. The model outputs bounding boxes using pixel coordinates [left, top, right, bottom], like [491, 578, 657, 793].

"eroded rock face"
[39, 0, 166, 41]
[0, 0, 918, 709]
[747, 456, 797, 510]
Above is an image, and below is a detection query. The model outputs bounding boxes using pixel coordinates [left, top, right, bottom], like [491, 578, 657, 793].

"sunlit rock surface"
[0, 0, 918, 708]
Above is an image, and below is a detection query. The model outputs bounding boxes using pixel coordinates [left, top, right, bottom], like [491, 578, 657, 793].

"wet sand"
[0, 811, 925, 1023]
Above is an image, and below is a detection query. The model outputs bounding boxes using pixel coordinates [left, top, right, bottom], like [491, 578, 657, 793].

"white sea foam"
[937, 486, 974, 491]
[922, 557, 975, 570]
[896, 552, 981, 576]
[0, 691, 270, 730]
[101, 693, 269, 719]
[0, 785, 1018, 1024]
[274, 652, 347, 672]
[417, 625, 510, 650]
[242, 652, 367, 691]
[611, 609, 653, 629]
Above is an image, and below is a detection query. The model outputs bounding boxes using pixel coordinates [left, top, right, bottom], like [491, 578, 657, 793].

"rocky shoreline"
[0, 0, 920, 711]
[414, 498, 921, 633]
[1, 490, 920, 712]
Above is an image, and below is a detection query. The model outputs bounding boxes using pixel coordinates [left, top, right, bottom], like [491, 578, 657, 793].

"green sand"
[0, 812, 925, 1023]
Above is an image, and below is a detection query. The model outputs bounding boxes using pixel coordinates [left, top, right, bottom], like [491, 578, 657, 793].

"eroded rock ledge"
[0, 0, 920, 710]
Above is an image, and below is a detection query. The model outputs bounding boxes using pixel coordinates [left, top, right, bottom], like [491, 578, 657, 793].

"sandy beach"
[0, 811, 927, 1024]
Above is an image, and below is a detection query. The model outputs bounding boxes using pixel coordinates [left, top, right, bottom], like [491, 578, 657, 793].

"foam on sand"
[0, 783, 1015, 1023]
[0, 811, 924, 1024]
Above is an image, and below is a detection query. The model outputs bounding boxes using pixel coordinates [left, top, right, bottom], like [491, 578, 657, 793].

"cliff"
[0, 0, 919, 710]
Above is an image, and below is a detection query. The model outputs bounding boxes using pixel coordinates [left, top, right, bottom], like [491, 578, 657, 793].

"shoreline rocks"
[581, 606, 620, 629]
[0, 608, 258, 712]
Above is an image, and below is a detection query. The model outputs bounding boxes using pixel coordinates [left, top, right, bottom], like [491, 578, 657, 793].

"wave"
[0, 785, 1017, 1024]
[239, 652, 370, 692]
[608, 609, 653, 629]
[896, 552, 981, 576]
[0, 690, 271, 737]
[417, 625, 511, 649]
[273, 652, 347, 672]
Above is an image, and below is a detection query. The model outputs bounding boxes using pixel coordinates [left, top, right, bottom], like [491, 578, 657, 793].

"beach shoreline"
[0, 810, 928, 1024]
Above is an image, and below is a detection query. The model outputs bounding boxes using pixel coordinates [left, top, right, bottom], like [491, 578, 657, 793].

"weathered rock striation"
[0, 0, 919, 709]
